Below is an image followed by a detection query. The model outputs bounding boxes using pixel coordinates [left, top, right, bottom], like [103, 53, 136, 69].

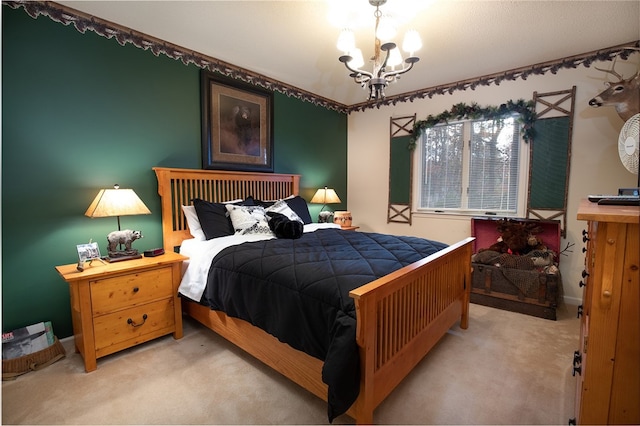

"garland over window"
[409, 99, 536, 149]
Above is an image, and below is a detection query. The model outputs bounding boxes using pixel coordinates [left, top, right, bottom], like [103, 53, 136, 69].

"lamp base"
[106, 250, 142, 263]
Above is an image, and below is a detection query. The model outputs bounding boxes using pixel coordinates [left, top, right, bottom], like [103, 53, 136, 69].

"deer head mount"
[588, 53, 640, 122]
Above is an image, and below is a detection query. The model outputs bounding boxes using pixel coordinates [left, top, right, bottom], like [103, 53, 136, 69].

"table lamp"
[310, 186, 341, 223]
[84, 184, 151, 262]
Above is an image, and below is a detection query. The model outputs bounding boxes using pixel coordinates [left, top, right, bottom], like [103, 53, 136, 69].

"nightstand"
[55, 251, 187, 372]
[340, 226, 359, 231]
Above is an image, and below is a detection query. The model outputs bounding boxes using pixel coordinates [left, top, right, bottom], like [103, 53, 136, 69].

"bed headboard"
[153, 167, 301, 252]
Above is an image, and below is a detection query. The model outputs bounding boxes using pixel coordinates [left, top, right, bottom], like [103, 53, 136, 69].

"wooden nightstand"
[55, 251, 187, 372]
[340, 226, 359, 231]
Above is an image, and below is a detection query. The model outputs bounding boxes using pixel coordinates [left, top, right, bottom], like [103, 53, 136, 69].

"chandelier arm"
[377, 49, 393, 78]
[341, 60, 374, 81]
[353, 74, 370, 85]
[381, 61, 418, 81]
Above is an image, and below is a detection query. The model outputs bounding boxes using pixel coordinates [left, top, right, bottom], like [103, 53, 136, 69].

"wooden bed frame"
[154, 167, 474, 424]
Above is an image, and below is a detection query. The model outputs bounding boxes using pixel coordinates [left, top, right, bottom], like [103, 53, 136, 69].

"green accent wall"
[1, 6, 347, 338]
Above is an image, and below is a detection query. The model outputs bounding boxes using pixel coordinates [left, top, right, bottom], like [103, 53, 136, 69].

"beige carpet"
[2, 303, 579, 425]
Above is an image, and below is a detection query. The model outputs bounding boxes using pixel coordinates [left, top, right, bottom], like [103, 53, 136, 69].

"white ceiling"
[57, 0, 640, 106]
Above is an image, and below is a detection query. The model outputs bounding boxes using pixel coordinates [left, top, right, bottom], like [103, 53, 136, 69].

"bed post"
[460, 245, 473, 330]
[153, 167, 176, 253]
[352, 292, 376, 425]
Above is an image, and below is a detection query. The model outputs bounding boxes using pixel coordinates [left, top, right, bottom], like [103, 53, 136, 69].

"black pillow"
[266, 212, 304, 239]
[249, 196, 269, 207]
[285, 196, 312, 224]
[192, 197, 254, 240]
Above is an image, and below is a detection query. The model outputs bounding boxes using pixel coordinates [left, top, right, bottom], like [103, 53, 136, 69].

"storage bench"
[470, 217, 562, 320]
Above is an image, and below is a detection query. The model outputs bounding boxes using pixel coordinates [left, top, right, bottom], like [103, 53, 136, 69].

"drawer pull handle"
[572, 364, 582, 376]
[573, 350, 582, 366]
[127, 314, 148, 327]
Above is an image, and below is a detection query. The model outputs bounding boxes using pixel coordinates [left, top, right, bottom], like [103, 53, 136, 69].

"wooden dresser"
[56, 252, 187, 372]
[572, 200, 639, 424]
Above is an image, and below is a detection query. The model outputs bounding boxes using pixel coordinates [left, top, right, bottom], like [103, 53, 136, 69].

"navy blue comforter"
[200, 228, 447, 421]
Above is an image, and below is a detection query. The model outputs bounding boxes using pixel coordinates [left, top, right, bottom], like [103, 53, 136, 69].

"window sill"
[413, 209, 523, 220]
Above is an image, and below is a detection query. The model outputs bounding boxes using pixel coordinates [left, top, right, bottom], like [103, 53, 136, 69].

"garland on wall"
[5, 1, 638, 114]
[350, 43, 639, 113]
[409, 99, 536, 149]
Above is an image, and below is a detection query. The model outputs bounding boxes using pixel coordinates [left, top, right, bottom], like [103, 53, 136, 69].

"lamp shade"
[310, 187, 341, 204]
[85, 185, 151, 218]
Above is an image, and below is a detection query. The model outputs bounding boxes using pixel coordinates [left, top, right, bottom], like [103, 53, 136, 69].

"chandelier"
[337, 0, 422, 101]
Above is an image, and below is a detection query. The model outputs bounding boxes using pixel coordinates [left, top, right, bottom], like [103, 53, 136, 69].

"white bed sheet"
[178, 222, 341, 301]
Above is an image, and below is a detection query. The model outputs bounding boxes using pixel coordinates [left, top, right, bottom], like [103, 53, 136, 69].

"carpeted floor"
[2, 303, 579, 425]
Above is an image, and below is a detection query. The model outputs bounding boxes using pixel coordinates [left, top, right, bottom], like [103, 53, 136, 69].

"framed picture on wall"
[200, 70, 274, 172]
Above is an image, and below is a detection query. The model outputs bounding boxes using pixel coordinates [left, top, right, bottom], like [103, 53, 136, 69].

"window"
[417, 115, 527, 216]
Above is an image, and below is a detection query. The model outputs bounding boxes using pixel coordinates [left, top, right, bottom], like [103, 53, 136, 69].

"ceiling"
[56, 0, 640, 106]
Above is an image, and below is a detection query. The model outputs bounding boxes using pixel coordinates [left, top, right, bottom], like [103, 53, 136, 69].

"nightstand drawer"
[91, 267, 173, 315]
[93, 298, 175, 356]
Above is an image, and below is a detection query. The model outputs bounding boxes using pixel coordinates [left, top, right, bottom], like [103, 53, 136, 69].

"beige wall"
[347, 58, 639, 304]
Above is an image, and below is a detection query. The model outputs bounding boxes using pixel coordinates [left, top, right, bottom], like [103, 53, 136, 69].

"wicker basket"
[2, 337, 66, 380]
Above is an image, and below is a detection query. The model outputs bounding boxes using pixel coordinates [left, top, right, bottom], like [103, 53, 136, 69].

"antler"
[594, 66, 623, 80]
[595, 47, 640, 80]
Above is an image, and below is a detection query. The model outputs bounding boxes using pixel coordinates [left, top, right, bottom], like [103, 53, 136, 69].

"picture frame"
[201, 70, 274, 172]
[76, 242, 102, 264]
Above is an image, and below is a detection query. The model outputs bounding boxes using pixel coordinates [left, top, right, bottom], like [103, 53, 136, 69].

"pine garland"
[409, 99, 536, 149]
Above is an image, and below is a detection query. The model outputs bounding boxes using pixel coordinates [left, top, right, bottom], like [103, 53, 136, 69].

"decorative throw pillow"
[192, 198, 253, 240]
[266, 212, 304, 239]
[251, 195, 311, 224]
[225, 204, 273, 236]
[265, 199, 303, 223]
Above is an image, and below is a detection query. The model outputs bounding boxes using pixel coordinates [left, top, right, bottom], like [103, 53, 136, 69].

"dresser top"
[55, 251, 187, 281]
[577, 199, 640, 224]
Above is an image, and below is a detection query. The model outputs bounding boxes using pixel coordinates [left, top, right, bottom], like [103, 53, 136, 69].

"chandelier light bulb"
[337, 28, 356, 54]
[375, 15, 397, 41]
[349, 48, 365, 69]
[402, 29, 422, 56]
[387, 47, 403, 68]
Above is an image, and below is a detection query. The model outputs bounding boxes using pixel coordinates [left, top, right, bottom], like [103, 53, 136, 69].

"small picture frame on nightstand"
[77, 242, 101, 263]
[76, 242, 105, 271]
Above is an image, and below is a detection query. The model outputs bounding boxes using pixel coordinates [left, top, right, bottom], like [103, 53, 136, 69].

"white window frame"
[413, 116, 530, 218]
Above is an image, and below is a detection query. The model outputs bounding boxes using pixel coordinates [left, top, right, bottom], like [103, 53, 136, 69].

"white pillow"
[225, 204, 273, 236]
[182, 205, 206, 241]
[265, 199, 303, 223]
[182, 198, 244, 241]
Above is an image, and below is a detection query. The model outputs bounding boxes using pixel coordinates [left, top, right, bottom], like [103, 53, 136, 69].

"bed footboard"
[349, 237, 474, 424]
